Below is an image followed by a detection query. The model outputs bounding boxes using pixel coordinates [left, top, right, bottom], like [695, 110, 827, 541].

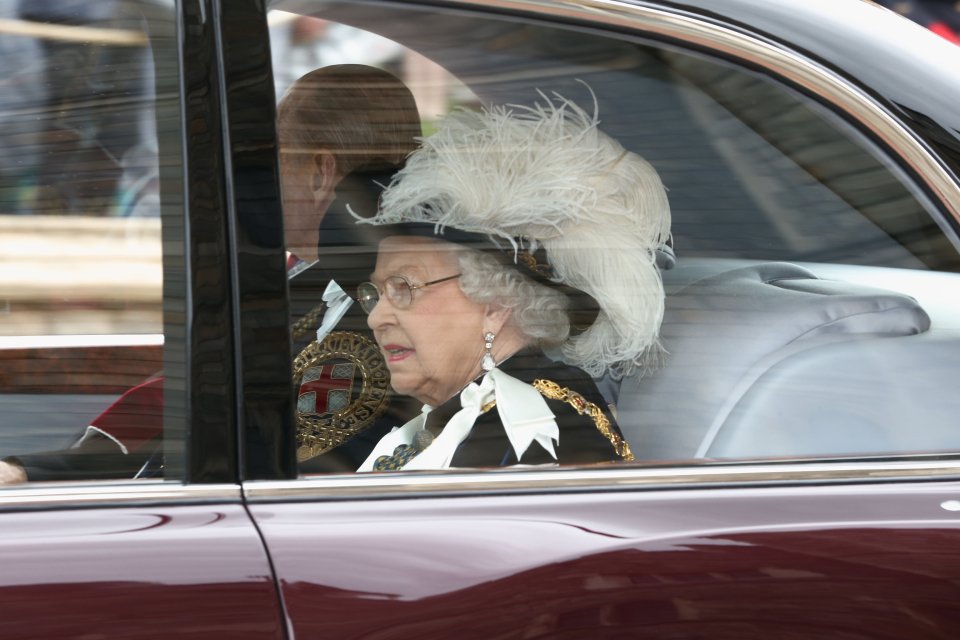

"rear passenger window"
[268, 1, 960, 474]
[0, 1, 183, 485]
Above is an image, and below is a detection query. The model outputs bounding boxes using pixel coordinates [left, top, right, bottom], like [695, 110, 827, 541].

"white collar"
[357, 368, 559, 472]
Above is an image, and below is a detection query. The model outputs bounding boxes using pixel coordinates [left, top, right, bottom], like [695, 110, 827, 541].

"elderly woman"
[353, 91, 672, 471]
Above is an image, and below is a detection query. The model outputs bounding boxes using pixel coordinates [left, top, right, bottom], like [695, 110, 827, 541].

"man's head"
[277, 64, 421, 261]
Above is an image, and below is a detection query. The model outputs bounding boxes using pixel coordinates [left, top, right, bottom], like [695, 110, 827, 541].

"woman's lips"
[382, 344, 413, 363]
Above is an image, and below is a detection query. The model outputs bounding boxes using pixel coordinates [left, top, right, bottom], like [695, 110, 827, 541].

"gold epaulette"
[532, 379, 635, 461]
[292, 304, 325, 341]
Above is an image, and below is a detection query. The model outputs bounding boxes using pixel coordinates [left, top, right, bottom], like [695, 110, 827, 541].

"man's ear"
[312, 152, 338, 194]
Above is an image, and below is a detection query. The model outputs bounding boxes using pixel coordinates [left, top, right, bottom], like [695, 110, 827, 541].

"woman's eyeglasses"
[357, 273, 461, 314]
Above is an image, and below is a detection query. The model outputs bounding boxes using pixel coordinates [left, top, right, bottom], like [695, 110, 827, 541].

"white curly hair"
[361, 87, 672, 378]
[455, 248, 570, 346]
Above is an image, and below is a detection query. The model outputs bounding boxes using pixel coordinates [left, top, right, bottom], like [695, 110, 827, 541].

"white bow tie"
[357, 368, 559, 471]
[315, 279, 354, 342]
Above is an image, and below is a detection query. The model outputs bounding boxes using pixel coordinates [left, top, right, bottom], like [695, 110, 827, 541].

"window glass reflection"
[0, 1, 179, 486]
[267, 2, 960, 474]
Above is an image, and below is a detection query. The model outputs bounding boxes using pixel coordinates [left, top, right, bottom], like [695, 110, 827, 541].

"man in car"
[0, 64, 422, 484]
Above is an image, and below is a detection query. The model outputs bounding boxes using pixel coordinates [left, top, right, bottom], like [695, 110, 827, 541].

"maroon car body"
[250, 474, 960, 638]
[0, 498, 284, 639]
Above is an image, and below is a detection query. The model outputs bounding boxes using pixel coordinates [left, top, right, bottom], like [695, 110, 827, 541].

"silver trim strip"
[0, 334, 164, 350]
[0, 17, 148, 45]
[0, 482, 242, 510]
[244, 459, 960, 502]
[438, 0, 960, 225]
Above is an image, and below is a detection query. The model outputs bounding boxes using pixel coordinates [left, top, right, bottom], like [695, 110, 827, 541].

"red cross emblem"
[298, 363, 355, 415]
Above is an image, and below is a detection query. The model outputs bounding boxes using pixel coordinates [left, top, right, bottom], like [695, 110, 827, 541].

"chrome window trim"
[0, 482, 242, 511]
[244, 459, 960, 502]
[435, 0, 960, 225]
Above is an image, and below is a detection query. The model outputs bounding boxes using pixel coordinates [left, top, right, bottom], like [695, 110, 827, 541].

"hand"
[0, 460, 28, 485]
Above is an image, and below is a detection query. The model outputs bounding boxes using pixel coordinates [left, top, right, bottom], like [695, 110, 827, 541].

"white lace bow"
[357, 368, 559, 471]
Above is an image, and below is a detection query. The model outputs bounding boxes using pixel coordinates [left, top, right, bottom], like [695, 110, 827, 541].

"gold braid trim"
[532, 379, 635, 461]
[292, 304, 326, 341]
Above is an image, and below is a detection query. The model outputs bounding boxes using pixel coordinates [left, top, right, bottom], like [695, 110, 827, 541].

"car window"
[268, 1, 960, 475]
[0, 1, 184, 485]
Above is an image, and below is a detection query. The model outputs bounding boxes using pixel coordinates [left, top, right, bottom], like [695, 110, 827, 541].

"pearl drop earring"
[481, 331, 496, 371]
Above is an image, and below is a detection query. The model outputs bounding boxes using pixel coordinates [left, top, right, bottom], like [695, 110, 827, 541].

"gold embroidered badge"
[293, 331, 390, 461]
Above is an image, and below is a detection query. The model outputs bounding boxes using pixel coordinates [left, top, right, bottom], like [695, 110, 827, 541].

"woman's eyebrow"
[370, 263, 427, 284]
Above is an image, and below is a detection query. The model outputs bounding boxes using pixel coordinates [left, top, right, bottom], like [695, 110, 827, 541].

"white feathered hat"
[359, 89, 672, 378]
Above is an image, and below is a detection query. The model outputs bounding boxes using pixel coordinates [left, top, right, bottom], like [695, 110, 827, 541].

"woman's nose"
[366, 294, 394, 330]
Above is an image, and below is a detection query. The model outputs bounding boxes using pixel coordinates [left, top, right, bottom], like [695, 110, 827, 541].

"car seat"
[604, 259, 945, 460]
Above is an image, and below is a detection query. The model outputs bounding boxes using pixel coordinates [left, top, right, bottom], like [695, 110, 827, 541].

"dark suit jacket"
[419, 349, 627, 468]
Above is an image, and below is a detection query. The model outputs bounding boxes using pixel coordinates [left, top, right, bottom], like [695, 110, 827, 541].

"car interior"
[611, 257, 959, 460]
[278, 0, 960, 469]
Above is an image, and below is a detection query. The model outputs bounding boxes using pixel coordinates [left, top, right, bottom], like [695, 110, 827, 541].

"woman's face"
[366, 236, 491, 406]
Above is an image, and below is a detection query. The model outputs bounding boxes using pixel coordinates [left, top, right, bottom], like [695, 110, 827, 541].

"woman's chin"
[390, 377, 447, 406]
[388, 376, 418, 400]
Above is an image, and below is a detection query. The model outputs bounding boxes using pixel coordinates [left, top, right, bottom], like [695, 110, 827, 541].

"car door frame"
[234, 0, 960, 637]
